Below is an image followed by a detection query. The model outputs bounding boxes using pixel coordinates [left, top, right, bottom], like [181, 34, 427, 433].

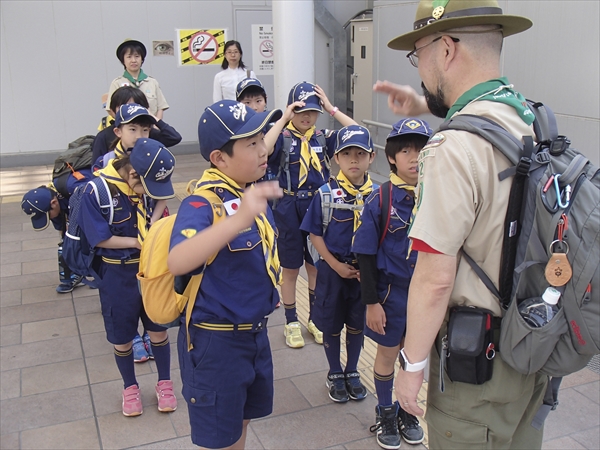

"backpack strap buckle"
[549, 136, 570, 156]
[516, 156, 532, 177]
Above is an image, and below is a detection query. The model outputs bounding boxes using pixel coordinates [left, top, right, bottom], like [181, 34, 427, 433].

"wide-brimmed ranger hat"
[387, 118, 433, 140]
[198, 100, 282, 161]
[287, 82, 323, 113]
[130, 138, 175, 200]
[21, 187, 54, 231]
[116, 39, 147, 61]
[388, 0, 533, 51]
[335, 125, 374, 154]
[236, 78, 266, 99]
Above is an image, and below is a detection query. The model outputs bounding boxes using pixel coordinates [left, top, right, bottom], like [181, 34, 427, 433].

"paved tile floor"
[0, 155, 598, 449]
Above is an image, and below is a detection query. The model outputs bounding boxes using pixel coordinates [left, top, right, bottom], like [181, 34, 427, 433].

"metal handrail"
[362, 119, 393, 130]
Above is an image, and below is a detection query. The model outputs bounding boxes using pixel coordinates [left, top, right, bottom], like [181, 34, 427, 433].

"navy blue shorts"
[97, 261, 166, 345]
[178, 324, 274, 448]
[313, 260, 365, 335]
[273, 194, 314, 269]
[365, 282, 408, 348]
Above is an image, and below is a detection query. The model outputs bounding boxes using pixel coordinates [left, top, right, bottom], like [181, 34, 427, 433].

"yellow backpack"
[137, 186, 224, 349]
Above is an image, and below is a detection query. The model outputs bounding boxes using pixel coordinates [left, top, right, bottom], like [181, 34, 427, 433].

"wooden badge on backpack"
[545, 242, 572, 286]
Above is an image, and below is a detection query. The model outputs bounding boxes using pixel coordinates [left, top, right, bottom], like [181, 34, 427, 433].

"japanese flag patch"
[223, 199, 241, 216]
[332, 188, 346, 199]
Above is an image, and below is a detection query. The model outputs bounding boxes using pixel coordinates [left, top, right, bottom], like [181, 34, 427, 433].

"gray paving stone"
[21, 258, 56, 275]
[73, 294, 101, 315]
[0, 385, 93, 434]
[0, 241, 21, 254]
[21, 316, 79, 344]
[291, 369, 335, 407]
[574, 381, 600, 405]
[1, 335, 82, 371]
[20, 418, 100, 449]
[0, 263, 21, 278]
[542, 435, 586, 449]
[81, 331, 114, 357]
[0, 246, 55, 265]
[0, 271, 58, 292]
[21, 285, 65, 304]
[0, 369, 21, 400]
[272, 378, 312, 416]
[128, 436, 196, 449]
[21, 359, 88, 396]
[0, 299, 73, 326]
[272, 340, 328, 380]
[561, 367, 600, 389]
[21, 237, 58, 252]
[572, 426, 600, 449]
[76, 312, 105, 334]
[0, 289, 21, 307]
[544, 388, 600, 440]
[97, 408, 177, 450]
[0, 324, 21, 347]
[0, 432, 20, 449]
[168, 400, 191, 437]
[86, 353, 154, 384]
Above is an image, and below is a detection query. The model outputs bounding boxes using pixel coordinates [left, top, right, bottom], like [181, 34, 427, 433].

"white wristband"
[400, 348, 428, 372]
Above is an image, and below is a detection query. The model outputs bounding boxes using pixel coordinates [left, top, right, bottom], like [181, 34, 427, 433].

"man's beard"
[422, 82, 449, 118]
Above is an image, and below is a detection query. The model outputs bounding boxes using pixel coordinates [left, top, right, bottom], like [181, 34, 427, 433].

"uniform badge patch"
[189, 201, 207, 209]
[405, 119, 422, 130]
[181, 229, 197, 239]
[332, 188, 346, 199]
[424, 133, 446, 148]
[312, 146, 323, 153]
[223, 199, 241, 216]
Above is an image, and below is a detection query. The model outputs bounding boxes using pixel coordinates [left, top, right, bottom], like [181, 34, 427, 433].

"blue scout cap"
[21, 187, 53, 231]
[130, 138, 175, 200]
[236, 78, 265, 99]
[387, 118, 433, 140]
[198, 100, 282, 161]
[114, 103, 156, 128]
[287, 82, 322, 113]
[335, 125, 374, 154]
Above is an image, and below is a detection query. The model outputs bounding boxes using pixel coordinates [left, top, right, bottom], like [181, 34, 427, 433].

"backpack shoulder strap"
[88, 177, 114, 224]
[378, 181, 392, 246]
[279, 130, 293, 191]
[319, 182, 333, 233]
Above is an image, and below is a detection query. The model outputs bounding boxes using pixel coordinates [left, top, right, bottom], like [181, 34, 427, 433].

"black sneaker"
[55, 274, 85, 294]
[326, 373, 349, 403]
[370, 403, 401, 450]
[345, 371, 368, 401]
[397, 404, 424, 445]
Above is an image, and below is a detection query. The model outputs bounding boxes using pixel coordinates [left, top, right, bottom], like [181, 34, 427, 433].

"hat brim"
[139, 177, 175, 201]
[231, 109, 283, 141]
[294, 105, 323, 114]
[116, 113, 157, 127]
[335, 142, 373, 154]
[387, 129, 432, 140]
[388, 15, 533, 51]
[30, 212, 50, 231]
[116, 40, 147, 60]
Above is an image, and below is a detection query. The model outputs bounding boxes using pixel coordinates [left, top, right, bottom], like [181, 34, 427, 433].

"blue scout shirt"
[300, 178, 367, 261]
[170, 189, 280, 325]
[269, 130, 339, 192]
[351, 185, 417, 286]
[78, 183, 142, 261]
[51, 169, 94, 231]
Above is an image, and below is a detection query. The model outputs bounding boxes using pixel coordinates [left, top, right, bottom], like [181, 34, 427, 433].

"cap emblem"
[229, 103, 248, 121]
[155, 166, 174, 181]
[341, 129, 365, 142]
[297, 90, 317, 101]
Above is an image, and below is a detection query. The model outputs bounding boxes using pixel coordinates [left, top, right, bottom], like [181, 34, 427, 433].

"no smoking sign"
[190, 31, 218, 64]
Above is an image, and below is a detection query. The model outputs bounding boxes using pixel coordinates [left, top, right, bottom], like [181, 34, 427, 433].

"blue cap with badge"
[287, 82, 323, 113]
[236, 78, 266, 99]
[130, 138, 175, 200]
[334, 125, 374, 154]
[198, 100, 282, 161]
[114, 103, 157, 128]
[21, 187, 54, 231]
[387, 118, 433, 140]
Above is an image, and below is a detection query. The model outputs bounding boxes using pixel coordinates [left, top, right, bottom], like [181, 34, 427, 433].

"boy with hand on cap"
[352, 119, 432, 450]
[106, 39, 168, 120]
[267, 81, 358, 349]
[21, 170, 92, 293]
[78, 138, 177, 417]
[300, 125, 376, 404]
[168, 100, 283, 449]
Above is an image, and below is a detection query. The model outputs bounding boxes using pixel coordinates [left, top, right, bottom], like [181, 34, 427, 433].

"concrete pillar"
[273, 0, 315, 109]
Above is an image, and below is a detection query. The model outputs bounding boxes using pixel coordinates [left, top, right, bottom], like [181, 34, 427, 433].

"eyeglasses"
[406, 36, 460, 68]
[226, 50, 240, 56]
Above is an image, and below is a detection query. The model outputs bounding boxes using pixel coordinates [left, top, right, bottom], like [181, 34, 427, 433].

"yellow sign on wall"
[178, 29, 227, 66]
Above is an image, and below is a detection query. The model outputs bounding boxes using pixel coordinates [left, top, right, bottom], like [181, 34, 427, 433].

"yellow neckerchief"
[194, 169, 282, 287]
[95, 159, 148, 244]
[114, 141, 128, 159]
[389, 172, 417, 258]
[335, 171, 374, 232]
[285, 122, 322, 188]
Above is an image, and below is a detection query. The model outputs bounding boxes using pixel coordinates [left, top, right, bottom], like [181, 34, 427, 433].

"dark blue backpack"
[63, 177, 114, 281]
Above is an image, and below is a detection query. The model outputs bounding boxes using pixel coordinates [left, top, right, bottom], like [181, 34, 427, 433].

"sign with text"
[252, 24, 274, 75]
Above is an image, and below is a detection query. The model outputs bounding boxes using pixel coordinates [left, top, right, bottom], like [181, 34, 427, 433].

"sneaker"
[326, 373, 350, 403]
[284, 321, 305, 348]
[156, 380, 177, 412]
[370, 404, 401, 450]
[55, 274, 85, 294]
[132, 334, 149, 363]
[143, 332, 154, 359]
[397, 404, 424, 444]
[345, 371, 368, 401]
[307, 320, 323, 344]
[122, 385, 143, 416]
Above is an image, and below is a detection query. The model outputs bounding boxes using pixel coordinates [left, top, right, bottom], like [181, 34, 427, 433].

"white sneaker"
[307, 320, 323, 344]
[284, 321, 305, 348]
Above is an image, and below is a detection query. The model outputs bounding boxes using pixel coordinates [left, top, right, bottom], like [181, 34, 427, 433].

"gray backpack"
[439, 101, 599, 425]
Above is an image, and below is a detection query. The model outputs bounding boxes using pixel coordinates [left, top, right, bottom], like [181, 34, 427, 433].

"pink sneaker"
[156, 380, 177, 412]
[122, 385, 143, 417]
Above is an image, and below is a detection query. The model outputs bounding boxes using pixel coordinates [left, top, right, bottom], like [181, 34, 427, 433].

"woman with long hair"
[213, 40, 256, 101]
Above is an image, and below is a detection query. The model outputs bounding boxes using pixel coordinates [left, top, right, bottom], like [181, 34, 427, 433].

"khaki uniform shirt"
[409, 101, 534, 316]
[105, 76, 169, 116]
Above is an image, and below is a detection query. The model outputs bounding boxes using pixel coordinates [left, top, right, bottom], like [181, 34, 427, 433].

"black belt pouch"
[445, 306, 495, 385]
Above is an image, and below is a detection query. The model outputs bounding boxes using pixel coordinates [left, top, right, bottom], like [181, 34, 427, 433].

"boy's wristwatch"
[399, 348, 428, 372]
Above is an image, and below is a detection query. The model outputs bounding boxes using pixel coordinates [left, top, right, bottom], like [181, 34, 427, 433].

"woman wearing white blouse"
[213, 40, 256, 102]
